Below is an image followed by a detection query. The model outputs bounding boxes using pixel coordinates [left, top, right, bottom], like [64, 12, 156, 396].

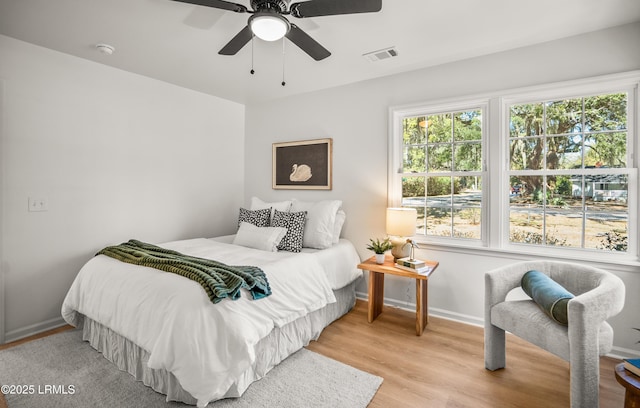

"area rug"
[0, 329, 382, 408]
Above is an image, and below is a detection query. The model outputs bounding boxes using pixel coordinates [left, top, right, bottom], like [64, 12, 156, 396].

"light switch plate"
[28, 197, 48, 212]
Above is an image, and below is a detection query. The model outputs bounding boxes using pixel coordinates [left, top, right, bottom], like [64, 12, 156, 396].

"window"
[507, 92, 632, 252]
[390, 101, 487, 243]
[389, 72, 638, 262]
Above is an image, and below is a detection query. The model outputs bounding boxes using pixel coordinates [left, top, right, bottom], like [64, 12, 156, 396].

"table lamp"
[386, 207, 417, 260]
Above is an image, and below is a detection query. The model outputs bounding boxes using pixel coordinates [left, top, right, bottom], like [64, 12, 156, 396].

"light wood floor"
[307, 300, 626, 408]
[0, 300, 627, 408]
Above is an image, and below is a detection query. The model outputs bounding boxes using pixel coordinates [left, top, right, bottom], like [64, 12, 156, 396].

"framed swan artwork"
[272, 138, 332, 190]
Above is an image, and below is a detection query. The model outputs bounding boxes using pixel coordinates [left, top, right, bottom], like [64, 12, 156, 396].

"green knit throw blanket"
[96, 239, 271, 303]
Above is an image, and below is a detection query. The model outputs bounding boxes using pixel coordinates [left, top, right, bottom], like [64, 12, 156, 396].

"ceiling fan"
[172, 0, 383, 61]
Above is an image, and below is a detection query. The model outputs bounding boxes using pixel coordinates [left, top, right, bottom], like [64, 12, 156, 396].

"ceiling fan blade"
[285, 24, 331, 61]
[219, 25, 253, 55]
[290, 0, 381, 18]
[171, 0, 248, 13]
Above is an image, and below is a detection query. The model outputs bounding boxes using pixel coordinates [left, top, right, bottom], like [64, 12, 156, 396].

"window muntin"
[507, 92, 630, 253]
[390, 74, 638, 262]
[400, 109, 484, 241]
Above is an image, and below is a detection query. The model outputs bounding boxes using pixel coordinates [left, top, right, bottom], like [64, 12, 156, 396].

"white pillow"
[291, 199, 342, 249]
[250, 197, 292, 219]
[333, 209, 346, 245]
[232, 222, 287, 252]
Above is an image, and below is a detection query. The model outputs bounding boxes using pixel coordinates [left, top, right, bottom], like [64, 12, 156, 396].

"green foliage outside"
[403, 177, 424, 197]
[402, 177, 461, 197]
[509, 229, 568, 246]
[399, 93, 629, 252]
[508, 93, 629, 252]
[555, 176, 572, 196]
[509, 93, 627, 188]
[402, 110, 481, 239]
[402, 110, 482, 173]
[597, 230, 628, 252]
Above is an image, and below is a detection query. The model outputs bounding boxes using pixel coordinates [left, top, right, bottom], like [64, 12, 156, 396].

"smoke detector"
[95, 43, 115, 55]
[362, 46, 398, 62]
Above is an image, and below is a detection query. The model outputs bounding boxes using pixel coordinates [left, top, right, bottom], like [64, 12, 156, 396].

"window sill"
[412, 238, 640, 274]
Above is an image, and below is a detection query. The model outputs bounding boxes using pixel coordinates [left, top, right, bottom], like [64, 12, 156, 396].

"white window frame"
[389, 71, 640, 267]
[388, 98, 490, 248]
[499, 79, 638, 262]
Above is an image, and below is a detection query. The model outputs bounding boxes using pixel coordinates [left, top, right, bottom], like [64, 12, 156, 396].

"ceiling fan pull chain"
[281, 37, 286, 86]
[250, 35, 255, 75]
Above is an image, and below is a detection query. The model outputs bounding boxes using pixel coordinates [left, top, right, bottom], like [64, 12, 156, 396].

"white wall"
[245, 22, 640, 356]
[0, 78, 5, 343]
[0, 35, 245, 342]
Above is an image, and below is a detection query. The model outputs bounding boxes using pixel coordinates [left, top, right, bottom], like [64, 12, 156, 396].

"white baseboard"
[355, 291, 483, 327]
[609, 345, 640, 360]
[428, 307, 484, 327]
[3, 316, 67, 344]
[356, 291, 640, 360]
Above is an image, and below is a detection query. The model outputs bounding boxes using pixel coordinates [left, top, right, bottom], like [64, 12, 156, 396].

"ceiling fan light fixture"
[249, 13, 289, 42]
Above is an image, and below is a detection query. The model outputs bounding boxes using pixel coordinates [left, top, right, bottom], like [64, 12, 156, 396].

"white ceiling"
[2, 0, 640, 105]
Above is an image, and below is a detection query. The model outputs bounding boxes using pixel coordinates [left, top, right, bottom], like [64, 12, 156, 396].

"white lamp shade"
[250, 15, 289, 41]
[386, 208, 417, 237]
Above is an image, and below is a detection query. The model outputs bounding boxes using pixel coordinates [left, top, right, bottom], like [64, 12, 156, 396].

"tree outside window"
[390, 74, 637, 260]
[401, 109, 483, 240]
[508, 93, 629, 252]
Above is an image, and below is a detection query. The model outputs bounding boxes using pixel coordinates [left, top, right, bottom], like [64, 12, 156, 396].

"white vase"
[375, 253, 385, 264]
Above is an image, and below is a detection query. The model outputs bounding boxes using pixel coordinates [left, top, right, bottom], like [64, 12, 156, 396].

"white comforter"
[61, 238, 357, 407]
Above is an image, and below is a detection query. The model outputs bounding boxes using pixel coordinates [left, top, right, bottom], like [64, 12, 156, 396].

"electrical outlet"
[28, 197, 48, 212]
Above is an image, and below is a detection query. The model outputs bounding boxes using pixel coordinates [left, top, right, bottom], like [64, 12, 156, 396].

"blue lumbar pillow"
[521, 270, 574, 325]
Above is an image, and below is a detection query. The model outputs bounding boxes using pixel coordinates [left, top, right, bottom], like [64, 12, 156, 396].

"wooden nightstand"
[357, 255, 439, 336]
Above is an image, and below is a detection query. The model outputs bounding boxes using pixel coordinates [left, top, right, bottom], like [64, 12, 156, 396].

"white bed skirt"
[79, 282, 357, 405]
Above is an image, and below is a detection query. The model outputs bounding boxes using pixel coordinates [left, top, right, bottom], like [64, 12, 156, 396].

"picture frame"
[272, 138, 332, 190]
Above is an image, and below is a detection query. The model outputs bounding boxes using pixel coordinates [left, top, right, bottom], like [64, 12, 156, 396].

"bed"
[61, 198, 362, 407]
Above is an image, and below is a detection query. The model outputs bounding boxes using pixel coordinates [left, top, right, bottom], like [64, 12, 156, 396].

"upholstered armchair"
[484, 261, 625, 408]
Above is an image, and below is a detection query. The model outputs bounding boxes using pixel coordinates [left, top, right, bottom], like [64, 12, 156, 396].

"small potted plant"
[367, 237, 393, 264]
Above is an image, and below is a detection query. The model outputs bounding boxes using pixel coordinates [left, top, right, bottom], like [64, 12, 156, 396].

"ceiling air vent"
[363, 47, 398, 62]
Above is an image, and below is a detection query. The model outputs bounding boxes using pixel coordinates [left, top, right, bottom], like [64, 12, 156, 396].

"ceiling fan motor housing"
[173, 0, 381, 60]
[251, 0, 289, 13]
